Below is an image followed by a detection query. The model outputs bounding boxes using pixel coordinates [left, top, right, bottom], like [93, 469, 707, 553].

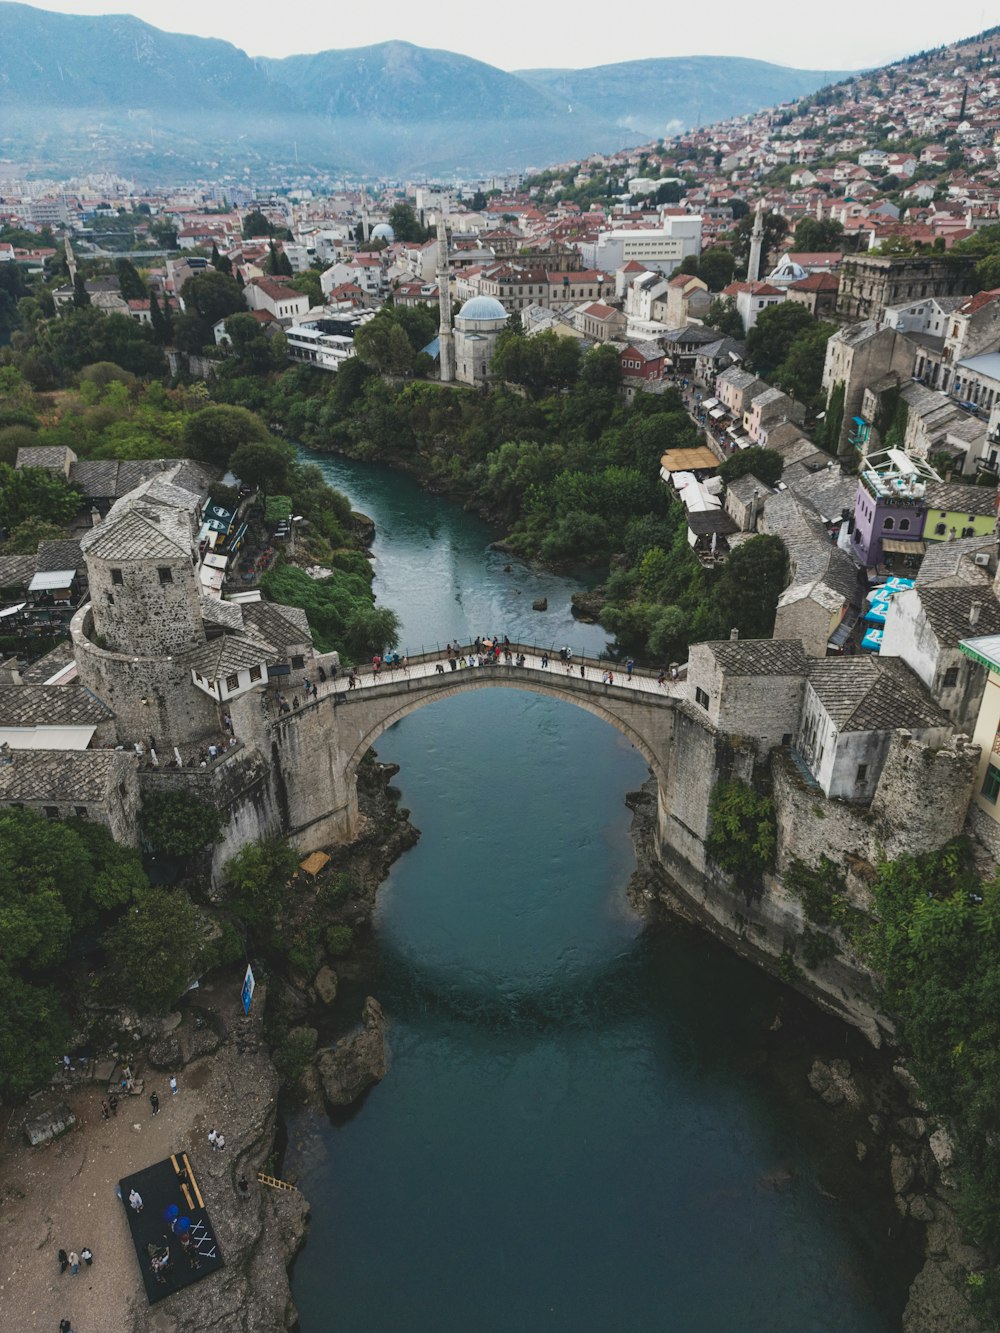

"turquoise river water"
[285, 450, 913, 1332]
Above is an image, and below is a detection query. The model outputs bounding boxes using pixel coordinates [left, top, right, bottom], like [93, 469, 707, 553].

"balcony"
[848, 415, 871, 449]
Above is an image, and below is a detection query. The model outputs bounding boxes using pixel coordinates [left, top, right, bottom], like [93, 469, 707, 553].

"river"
[285, 450, 914, 1331]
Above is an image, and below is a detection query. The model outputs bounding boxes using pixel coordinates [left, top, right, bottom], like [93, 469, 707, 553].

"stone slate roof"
[805, 656, 948, 733]
[15, 446, 74, 470]
[916, 536, 994, 586]
[717, 366, 762, 390]
[81, 502, 192, 561]
[923, 482, 997, 517]
[763, 491, 860, 605]
[0, 748, 132, 802]
[913, 586, 1000, 645]
[200, 595, 244, 633]
[0, 555, 38, 588]
[705, 638, 808, 675]
[687, 510, 740, 537]
[782, 464, 857, 524]
[726, 474, 767, 503]
[18, 639, 77, 684]
[70, 458, 215, 502]
[241, 600, 313, 649]
[0, 684, 111, 727]
[36, 539, 84, 573]
[186, 631, 277, 680]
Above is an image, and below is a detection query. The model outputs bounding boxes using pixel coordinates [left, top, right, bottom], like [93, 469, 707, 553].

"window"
[249, 664, 262, 682]
[158, 567, 173, 584]
[935, 523, 946, 536]
[106, 593, 114, 606]
[856, 763, 868, 784]
[899, 518, 910, 531]
[292, 654, 305, 670]
[226, 673, 240, 691]
[74, 806, 88, 818]
[111, 568, 123, 585]
[883, 517, 894, 530]
[943, 667, 959, 688]
[982, 764, 1000, 804]
[44, 806, 59, 819]
[781, 733, 792, 746]
[695, 686, 710, 709]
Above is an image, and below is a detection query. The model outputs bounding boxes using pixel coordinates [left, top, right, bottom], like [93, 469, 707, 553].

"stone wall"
[88, 547, 205, 659]
[72, 605, 220, 749]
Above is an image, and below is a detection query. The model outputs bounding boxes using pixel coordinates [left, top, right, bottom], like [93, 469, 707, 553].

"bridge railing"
[331, 642, 686, 687]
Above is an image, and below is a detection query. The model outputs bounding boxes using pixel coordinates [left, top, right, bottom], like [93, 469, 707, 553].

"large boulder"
[317, 997, 388, 1108]
[807, 1058, 862, 1108]
[313, 966, 338, 1007]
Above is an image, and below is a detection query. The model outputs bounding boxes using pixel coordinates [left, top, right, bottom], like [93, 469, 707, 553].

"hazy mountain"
[516, 56, 852, 140]
[0, 2, 851, 176]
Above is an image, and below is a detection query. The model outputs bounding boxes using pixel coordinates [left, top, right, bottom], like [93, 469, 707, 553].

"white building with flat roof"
[581, 216, 703, 276]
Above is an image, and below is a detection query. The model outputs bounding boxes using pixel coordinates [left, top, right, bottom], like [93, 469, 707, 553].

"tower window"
[111, 568, 123, 585]
[158, 567, 173, 584]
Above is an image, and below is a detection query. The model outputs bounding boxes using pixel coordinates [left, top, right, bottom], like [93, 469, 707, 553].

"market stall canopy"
[882, 539, 926, 555]
[299, 850, 331, 878]
[660, 447, 719, 473]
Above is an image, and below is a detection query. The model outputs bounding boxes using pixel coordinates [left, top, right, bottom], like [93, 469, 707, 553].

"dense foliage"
[0, 808, 199, 1096]
[705, 778, 777, 899]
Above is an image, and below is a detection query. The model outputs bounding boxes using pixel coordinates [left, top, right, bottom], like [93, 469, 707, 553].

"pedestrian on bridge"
[541, 652, 548, 668]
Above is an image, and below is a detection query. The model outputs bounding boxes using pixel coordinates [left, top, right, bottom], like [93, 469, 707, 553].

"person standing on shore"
[150, 1091, 159, 1116]
[68, 1251, 79, 1275]
[169, 1074, 178, 1096]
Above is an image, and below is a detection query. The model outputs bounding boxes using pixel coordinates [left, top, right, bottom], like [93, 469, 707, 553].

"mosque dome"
[457, 295, 509, 324]
[371, 222, 395, 242]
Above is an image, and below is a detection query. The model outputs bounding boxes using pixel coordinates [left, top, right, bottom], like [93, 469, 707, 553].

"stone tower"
[747, 201, 765, 283]
[436, 208, 455, 384]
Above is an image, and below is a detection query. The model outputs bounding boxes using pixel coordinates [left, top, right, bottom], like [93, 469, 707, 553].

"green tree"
[706, 778, 777, 898]
[387, 202, 430, 242]
[718, 448, 784, 488]
[140, 791, 222, 859]
[705, 297, 744, 340]
[774, 320, 836, 409]
[72, 272, 91, 308]
[746, 301, 816, 378]
[178, 270, 246, 346]
[697, 247, 736, 291]
[0, 463, 80, 528]
[353, 313, 416, 375]
[792, 216, 845, 252]
[230, 437, 295, 495]
[243, 209, 274, 238]
[115, 258, 147, 301]
[104, 886, 201, 1012]
[714, 534, 787, 639]
[182, 404, 270, 470]
[210, 243, 233, 276]
[0, 968, 70, 1099]
[224, 837, 299, 929]
[2, 515, 68, 552]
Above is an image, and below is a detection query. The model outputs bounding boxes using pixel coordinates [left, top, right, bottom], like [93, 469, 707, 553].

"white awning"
[28, 570, 75, 592]
[701, 397, 720, 410]
[709, 406, 726, 419]
[0, 602, 26, 618]
[199, 565, 225, 592]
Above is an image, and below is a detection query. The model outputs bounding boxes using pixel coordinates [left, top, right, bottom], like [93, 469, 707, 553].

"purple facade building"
[849, 448, 940, 568]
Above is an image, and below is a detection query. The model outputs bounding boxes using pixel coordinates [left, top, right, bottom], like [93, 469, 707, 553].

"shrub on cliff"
[705, 778, 776, 900]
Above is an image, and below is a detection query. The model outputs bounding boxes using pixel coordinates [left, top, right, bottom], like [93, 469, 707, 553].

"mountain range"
[0, 2, 851, 177]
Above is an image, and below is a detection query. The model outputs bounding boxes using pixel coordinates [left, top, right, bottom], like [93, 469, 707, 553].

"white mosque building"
[453, 296, 509, 385]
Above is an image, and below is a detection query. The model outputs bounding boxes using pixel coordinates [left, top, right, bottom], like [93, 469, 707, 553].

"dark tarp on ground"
[119, 1154, 224, 1305]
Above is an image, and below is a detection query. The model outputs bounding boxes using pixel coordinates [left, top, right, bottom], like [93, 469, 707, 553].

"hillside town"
[7, 19, 1000, 1333]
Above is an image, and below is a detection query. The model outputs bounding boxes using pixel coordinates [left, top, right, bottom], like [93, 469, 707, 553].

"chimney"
[0, 658, 22, 686]
[90, 506, 102, 527]
[730, 628, 740, 640]
[970, 600, 983, 628]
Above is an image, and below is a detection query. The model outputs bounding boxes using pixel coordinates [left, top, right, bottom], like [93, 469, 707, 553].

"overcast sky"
[35, 0, 997, 71]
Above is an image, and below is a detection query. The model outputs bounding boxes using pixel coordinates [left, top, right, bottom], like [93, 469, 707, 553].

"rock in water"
[807, 1058, 862, 1107]
[531, 597, 548, 611]
[317, 997, 388, 1107]
[313, 966, 338, 1007]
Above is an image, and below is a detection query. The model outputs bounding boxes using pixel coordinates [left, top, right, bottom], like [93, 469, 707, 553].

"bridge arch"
[339, 675, 670, 793]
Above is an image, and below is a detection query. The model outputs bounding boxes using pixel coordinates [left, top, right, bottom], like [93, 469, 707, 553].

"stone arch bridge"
[251, 646, 689, 853]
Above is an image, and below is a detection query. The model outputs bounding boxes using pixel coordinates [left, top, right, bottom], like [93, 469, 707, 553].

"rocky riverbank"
[624, 777, 989, 1333]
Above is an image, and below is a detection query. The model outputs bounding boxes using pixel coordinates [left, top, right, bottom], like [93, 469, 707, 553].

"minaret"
[747, 201, 765, 283]
[360, 186, 371, 243]
[436, 208, 454, 384]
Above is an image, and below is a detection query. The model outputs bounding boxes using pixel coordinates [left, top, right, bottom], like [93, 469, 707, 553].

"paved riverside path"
[297, 646, 686, 704]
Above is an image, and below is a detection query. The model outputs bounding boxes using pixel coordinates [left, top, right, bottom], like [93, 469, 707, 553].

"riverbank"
[624, 776, 988, 1333]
